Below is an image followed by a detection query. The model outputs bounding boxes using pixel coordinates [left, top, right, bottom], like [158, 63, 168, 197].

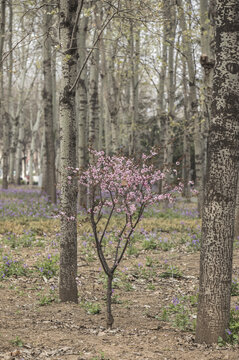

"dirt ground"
[0, 213, 239, 360]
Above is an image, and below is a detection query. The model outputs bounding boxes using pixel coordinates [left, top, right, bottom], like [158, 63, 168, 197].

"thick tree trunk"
[196, 0, 239, 343]
[42, 3, 56, 203]
[59, 0, 78, 304]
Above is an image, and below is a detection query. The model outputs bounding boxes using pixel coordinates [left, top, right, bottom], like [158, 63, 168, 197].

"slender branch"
[112, 204, 145, 272]
[0, 32, 30, 65]
[113, 214, 128, 267]
[99, 191, 115, 244]
[69, 11, 117, 93]
[91, 209, 109, 275]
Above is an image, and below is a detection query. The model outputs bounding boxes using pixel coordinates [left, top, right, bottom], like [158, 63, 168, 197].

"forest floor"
[0, 188, 239, 360]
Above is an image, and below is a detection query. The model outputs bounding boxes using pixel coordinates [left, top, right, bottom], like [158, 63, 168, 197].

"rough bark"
[196, 0, 239, 343]
[59, 0, 78, 304]
[200, 0, 215, 208]
[42, 3, 56, 203]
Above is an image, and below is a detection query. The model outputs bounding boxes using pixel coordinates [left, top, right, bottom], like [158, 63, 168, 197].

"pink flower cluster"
[78, 150, 183, 217]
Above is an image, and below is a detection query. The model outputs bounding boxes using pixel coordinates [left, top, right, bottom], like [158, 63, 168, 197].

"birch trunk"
[196, 0, 239, 343]
[59, 0, 78, 303]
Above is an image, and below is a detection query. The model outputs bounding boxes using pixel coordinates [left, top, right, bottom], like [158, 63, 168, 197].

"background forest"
[0, 0, 210, 207]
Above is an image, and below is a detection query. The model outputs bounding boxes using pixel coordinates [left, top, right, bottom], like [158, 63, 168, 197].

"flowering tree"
[76, 150, 183, 328]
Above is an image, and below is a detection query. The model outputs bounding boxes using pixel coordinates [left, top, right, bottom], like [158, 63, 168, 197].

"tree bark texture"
[88, 24, 99, 151]
[76, 11, 88, 208]
[196, 0, 239, 344]
[42, 4, 56, 203]
[59, 0, 78, 304]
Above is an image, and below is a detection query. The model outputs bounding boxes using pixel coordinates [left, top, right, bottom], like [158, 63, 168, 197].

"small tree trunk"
[107, 273, 114, 329]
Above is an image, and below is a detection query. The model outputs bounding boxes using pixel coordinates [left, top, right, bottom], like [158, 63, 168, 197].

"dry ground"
[0, 214, 239, 360]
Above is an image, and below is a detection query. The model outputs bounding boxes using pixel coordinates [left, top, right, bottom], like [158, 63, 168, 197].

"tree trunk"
[196, 0, 239, 343]
[166, 0, 176, 168]
[76, 11, 88, 208]
[1, 0, 7, 189]
[178, 0, 202, 214]
[88, 5, 100, 151]
[129, 21, 140, 155]
[29, 108, 41, 186]
[59, 0, 78, 304]
[15, 113, 24, 185]
[158, 0, 168, 194]
[42, 2, 56, 203]
[182, 57, 191, 199]
[107, 273, 114, 329]
[200, 0, 215, 210]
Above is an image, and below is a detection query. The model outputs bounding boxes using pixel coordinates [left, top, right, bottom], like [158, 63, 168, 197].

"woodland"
[0, 0, 239, 359]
